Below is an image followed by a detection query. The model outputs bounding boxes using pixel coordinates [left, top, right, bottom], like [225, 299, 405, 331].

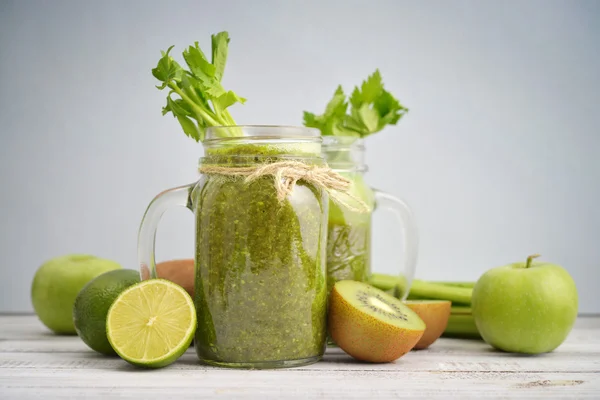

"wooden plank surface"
[1, 315, 599, 399]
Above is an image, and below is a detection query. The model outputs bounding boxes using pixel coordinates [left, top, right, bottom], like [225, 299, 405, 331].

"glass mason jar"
[138, 126, 329, 369]
[322, 136, 418, 299]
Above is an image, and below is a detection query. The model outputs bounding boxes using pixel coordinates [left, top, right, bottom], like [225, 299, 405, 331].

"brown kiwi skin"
[141, 259, 195, 299]
[328, 281, 425, 363]
[404, 300, 451, 349]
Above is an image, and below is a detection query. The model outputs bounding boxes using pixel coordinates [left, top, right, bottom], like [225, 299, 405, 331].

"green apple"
[31, 254, 122, 334]
[472, 254, 578, 354]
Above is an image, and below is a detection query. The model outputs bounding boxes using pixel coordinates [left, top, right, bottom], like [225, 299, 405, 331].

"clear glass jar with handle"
[322, 136, 418, 299]
[137, 126, 330, 369]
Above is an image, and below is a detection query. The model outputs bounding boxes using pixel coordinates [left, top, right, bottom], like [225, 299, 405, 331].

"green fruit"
[31, 254, 122, 334]
[472, 254, 578, 354]
[73, 269, 140, 355]
[106, 279, 196, 368]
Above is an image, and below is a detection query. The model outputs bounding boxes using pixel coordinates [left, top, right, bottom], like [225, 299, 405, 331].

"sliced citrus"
[106, 279, 196, 368]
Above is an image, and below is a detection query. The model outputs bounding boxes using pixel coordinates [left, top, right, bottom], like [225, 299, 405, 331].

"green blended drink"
[321, 137, 376, 295]
[326, 169, 374, 294]
[192, 132, 328, 367]
[321, 136, 418, 303]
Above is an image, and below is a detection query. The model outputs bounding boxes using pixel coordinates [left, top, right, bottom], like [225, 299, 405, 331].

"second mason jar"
[321, 136, 419, 298]
[138, 126, 330, 369]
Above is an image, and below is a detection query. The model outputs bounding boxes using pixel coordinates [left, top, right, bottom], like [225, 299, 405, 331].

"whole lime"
[74, 269, 140, 355]
[31, 254, 122, 334]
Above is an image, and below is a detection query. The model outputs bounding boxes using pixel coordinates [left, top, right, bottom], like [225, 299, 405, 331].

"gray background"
[1, 0, 598, 313]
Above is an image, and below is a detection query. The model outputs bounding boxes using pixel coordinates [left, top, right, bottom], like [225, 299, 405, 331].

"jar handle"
[372, 189, 419, 300]
[138, 183, 195, 281]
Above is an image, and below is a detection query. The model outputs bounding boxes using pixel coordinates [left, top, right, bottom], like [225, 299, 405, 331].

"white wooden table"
[0, 315, 598, 399]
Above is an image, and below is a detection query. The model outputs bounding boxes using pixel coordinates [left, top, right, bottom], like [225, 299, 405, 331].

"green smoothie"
[326, 171, 375, 294]
[192, 144, 328, 366]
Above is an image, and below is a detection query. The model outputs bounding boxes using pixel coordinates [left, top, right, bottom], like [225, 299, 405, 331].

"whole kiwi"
[141, 259, 195, 298]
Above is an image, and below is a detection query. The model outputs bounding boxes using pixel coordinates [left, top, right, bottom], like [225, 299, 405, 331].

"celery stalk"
[408, 279, 473, 305]
[442, 313, 481, 339]
[369, 273, 473, 305]
[430, 281, 476, 288]
[450, 306, 472, 314]
[368, 273, 400, 291]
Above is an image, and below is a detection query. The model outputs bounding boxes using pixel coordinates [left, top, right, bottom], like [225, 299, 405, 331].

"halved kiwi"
[404, 300, 451, 349]
[328, 280, 426, 363]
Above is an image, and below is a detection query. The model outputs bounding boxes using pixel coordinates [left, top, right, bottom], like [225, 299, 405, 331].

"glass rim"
[204, 125, 321, 143]
[328, 163, 368, 173]
[321, 136, 365, 150]
[199, 154, 326, 165]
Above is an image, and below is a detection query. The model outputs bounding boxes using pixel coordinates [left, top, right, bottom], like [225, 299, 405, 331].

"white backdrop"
[1, 0, 599, 313]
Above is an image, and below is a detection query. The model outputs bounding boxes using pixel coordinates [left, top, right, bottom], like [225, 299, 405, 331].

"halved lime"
[106, 279, 196, 368]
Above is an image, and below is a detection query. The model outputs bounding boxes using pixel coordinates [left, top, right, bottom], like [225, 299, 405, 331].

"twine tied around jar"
[199, 160, 369, 213]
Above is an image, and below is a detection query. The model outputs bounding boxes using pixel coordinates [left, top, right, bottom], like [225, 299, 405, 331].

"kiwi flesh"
[404, 300, 451, 349]
[328, 280, 426, 363]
